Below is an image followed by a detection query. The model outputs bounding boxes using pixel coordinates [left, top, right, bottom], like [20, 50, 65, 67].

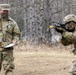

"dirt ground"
[1, 44, 76, 75]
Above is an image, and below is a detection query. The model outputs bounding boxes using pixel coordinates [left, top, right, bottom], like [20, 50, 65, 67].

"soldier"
[0, 4, 20, 75]
[59, 14, 76, 75]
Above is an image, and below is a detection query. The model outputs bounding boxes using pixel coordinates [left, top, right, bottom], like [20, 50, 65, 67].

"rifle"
[49, 22, 75, 33]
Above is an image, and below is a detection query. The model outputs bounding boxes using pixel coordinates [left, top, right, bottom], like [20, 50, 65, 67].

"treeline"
[0, 0, 76, 45]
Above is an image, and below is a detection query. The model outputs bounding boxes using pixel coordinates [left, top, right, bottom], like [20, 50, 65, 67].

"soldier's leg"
[69, 60, 76, 75]
[0, 51, 2, 71]
[5, 71, 13, 75]
[2, 48, 15, 75]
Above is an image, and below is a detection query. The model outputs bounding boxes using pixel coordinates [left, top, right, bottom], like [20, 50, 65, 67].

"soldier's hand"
[55, 26, 66, 33]
[12, 40, 17, 45]
[57, 26, 66, 31]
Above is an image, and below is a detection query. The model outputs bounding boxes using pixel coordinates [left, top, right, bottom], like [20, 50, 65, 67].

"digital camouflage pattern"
[60, 32, 73, 46]
[0, 17, 20, 47]
[61, 31, 76, 75]
[0, 48, 14, 75]
[61, 14, 76, 75]
[0, 4, 10, 11]
[0, 4, 20, 75]
[0, 17, 20, 75]
[63, 14, 76, 24]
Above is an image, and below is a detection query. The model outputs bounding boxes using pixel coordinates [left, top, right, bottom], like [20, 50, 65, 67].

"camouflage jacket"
[0, 17, 20, 47]
[60, 29, 76, 54]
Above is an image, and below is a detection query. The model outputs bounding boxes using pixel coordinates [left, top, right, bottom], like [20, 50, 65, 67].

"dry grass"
[1, 43, 76, 75]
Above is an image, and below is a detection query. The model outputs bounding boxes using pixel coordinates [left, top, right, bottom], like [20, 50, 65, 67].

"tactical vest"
[0, 18, 14, 47]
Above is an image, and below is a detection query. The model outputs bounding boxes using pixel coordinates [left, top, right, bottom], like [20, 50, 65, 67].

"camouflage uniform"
[0, 4, 20, 75]
[60, 14, 76, 75]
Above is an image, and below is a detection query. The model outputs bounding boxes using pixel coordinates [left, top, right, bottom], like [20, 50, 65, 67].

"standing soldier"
[59, 14, 76, 75]
[0, 4, 20, 75]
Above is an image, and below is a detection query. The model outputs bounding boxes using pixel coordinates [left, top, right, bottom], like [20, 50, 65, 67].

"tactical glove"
[55, 26, 66, 34]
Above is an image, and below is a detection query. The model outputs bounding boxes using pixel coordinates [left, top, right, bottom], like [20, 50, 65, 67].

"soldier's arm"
[60, 31, 73, 46]
[13, 22, 20, 43]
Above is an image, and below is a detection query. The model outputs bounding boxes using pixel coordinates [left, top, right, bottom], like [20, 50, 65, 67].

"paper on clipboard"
[5, 43, 15, 48]
[4, 41, 19, 48]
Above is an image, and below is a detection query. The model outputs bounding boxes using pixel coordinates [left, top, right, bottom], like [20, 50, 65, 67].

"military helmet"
[63, 14, 76, 24]
[0, 4, 10, 11]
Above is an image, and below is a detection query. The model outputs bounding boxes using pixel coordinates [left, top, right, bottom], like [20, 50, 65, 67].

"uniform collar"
[0, 17, 11, 21]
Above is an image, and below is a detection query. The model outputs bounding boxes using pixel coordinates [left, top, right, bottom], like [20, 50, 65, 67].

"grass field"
[1, 44, 76, 75]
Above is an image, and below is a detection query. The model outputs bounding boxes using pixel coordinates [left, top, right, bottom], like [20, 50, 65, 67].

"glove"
[55, 26, 66, 33]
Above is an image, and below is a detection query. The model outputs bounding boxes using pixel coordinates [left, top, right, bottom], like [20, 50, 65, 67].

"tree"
[0, 0, 76, 45]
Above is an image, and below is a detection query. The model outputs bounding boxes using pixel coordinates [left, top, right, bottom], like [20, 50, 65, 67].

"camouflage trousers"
[0, 47, 15, 75]
[69, 60, 76, 75]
